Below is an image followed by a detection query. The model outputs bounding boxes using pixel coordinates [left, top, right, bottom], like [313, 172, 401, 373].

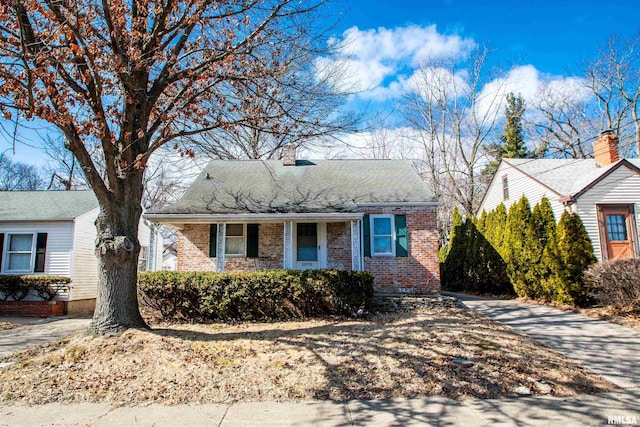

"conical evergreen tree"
[541, 210, 596, 305]
[522, 197, 556, 299]
[503, 196, 532, 296]
[483, 93, 529, 177]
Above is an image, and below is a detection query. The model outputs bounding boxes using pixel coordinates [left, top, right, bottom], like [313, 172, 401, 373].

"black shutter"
[0, 233, 4, 272]
[34, 233, 48, 272]
[363, 214, 371, 257]
[209, 224, 218, 257]
[395, 215, 408, 257]
[246, 224, 259, 258]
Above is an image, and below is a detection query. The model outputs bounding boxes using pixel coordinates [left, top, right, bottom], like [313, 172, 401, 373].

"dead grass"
[0, 322, 19, 331]
[0, 307, 613, 405]
[579, 307, 640, 331]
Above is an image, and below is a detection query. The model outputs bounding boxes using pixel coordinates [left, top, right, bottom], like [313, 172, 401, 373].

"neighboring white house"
[162, 243, 177, 270]
[0, 191, 163, 314]
[478, 131, 640, 261]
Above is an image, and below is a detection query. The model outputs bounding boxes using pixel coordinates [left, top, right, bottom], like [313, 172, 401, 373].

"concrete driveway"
[451, 293, 640, 389]
[0, 316, 90, 358]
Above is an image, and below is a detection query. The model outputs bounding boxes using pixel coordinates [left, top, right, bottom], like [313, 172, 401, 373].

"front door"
[295, 223, 326, 270]
[599, 205, 637, 259]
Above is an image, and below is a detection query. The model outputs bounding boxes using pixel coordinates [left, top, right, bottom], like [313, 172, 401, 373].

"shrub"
[541, 211, 596, 306]
[584, 258, 640, 312]
[0, 275, 70, 301]
[138, 269, 374, 321]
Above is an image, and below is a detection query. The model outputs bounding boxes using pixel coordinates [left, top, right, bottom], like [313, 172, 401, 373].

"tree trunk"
[88, 199, 148, 335]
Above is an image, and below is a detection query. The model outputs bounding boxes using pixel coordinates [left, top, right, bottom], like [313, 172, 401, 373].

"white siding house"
[0, 191, 162, 314]
[478, 132, 640, 261]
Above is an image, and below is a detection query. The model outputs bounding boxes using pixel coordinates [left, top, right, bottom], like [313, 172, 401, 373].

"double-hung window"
[502, 175, 509, 200]
[225, 224, 245, 256]
[4, 233, 35, 273]
[370, 215, 395, 256]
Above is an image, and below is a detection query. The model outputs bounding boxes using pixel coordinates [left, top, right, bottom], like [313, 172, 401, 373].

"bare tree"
[401, 48, 504, 218]
[0, 153, 43, 190]
[42, 134, 87, 190]
[188, 38, 361, 160]
[530, 82, 597, 158]
[586, 34, 640, 156]
[0, 0, 335, 335]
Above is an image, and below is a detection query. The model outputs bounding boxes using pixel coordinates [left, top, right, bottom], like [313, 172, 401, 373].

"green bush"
[0, 275, 71, 301]
[138, 269, 374, 321]
[584, 258, 640, 312]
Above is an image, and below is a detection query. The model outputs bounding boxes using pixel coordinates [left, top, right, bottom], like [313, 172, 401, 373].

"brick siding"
[363, 206, 440, 294]
[177, 208, 440, 294]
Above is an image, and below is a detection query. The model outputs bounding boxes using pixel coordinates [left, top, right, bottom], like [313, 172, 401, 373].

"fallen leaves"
[0, 308, 614, 404]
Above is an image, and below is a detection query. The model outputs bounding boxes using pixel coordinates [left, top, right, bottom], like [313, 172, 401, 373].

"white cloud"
[476, 65, 593, 120]
[315, 24, 476, 100]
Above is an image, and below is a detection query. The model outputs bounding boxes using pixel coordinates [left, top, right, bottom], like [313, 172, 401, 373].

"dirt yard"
[0, 306, 613, 405]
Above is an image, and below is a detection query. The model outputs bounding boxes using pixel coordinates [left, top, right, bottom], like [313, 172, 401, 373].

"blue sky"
[337, 0, 638, 75]
[2, 0, 639, 166]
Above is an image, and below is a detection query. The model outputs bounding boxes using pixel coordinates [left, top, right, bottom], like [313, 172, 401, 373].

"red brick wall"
[177, 223, 284, 272]
[327, 222, 351, 270]
[177, 210, 441, 294]
[0, 301, 65, 317]
[363, 206, 440, 294]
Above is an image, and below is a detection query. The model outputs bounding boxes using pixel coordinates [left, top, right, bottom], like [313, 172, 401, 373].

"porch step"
[371, 294, 464, 312]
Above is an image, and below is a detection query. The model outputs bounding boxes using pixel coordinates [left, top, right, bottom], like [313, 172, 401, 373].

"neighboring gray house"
[146, 146, 441, 294]
[478, 132, 640, 261]
[0, 191, 163, 314]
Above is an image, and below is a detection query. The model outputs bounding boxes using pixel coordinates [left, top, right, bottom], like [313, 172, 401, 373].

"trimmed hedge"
[138, 269, 374, 321]
[0, 275, 71, 301]
[584, 258, 640, 312]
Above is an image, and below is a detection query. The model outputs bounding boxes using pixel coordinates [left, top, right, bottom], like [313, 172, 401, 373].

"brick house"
[146, 146, 440, 293]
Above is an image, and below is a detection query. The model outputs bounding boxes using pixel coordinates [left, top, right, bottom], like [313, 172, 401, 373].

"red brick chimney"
[593, 130, 619, 166]
[282, 144, 297, 166]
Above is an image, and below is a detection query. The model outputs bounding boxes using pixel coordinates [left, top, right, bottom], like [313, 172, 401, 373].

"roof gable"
[502, 158, 640, 198]
[156, 159, 436, 215]
[0, 191, 98, 222]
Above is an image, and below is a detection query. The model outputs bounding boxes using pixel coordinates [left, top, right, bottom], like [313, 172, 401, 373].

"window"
[138, 246, 148, 272]
[370, 215, 395, 256]
[4, 233, 34, 272]
[502, 175, 509, 200]
[606, 214, 628, 241]
[225, 224, 245, 256]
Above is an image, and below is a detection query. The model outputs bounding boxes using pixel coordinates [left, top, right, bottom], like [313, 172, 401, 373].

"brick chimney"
[593, 130, 619, 166]
[282, 144, 297, 166]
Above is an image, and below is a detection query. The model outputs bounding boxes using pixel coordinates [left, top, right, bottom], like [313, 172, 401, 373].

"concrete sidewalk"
[0, 316, 90, 358]
[1, 388, 638, 426]
[451, 293, 640, 389]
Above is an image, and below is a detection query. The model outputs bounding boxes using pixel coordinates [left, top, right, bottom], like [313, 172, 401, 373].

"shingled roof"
[0, 190, 98, 222]
[154, 159, 436, 215]
[503, 158, 640, 197]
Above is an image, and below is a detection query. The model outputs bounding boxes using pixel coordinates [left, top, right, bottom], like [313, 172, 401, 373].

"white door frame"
[293, 222, 327, 270]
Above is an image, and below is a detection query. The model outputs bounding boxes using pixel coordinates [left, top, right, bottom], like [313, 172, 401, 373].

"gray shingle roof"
[0, 191, 98, 222]
[156, 159, 436, 214]
[504, 158, 640, 196]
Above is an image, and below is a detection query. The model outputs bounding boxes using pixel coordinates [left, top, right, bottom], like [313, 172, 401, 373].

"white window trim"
[502, 175, 510, 201]
[3, 233, 36, 274]
[370, 214, 395, 257]
[224, 223, 246, 257]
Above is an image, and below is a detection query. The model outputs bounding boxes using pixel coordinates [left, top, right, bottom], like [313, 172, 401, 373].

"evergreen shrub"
[0, 275, 71, 301]
[138, 269, 374, 321]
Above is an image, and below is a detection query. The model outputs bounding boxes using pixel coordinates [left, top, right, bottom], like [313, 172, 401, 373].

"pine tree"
[441, 207, 466, 290]
[483, 93, 529, 177]
[522, 197, 557, 299]
[503, 196, 532, 296]
[541, 211, 597, 305]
